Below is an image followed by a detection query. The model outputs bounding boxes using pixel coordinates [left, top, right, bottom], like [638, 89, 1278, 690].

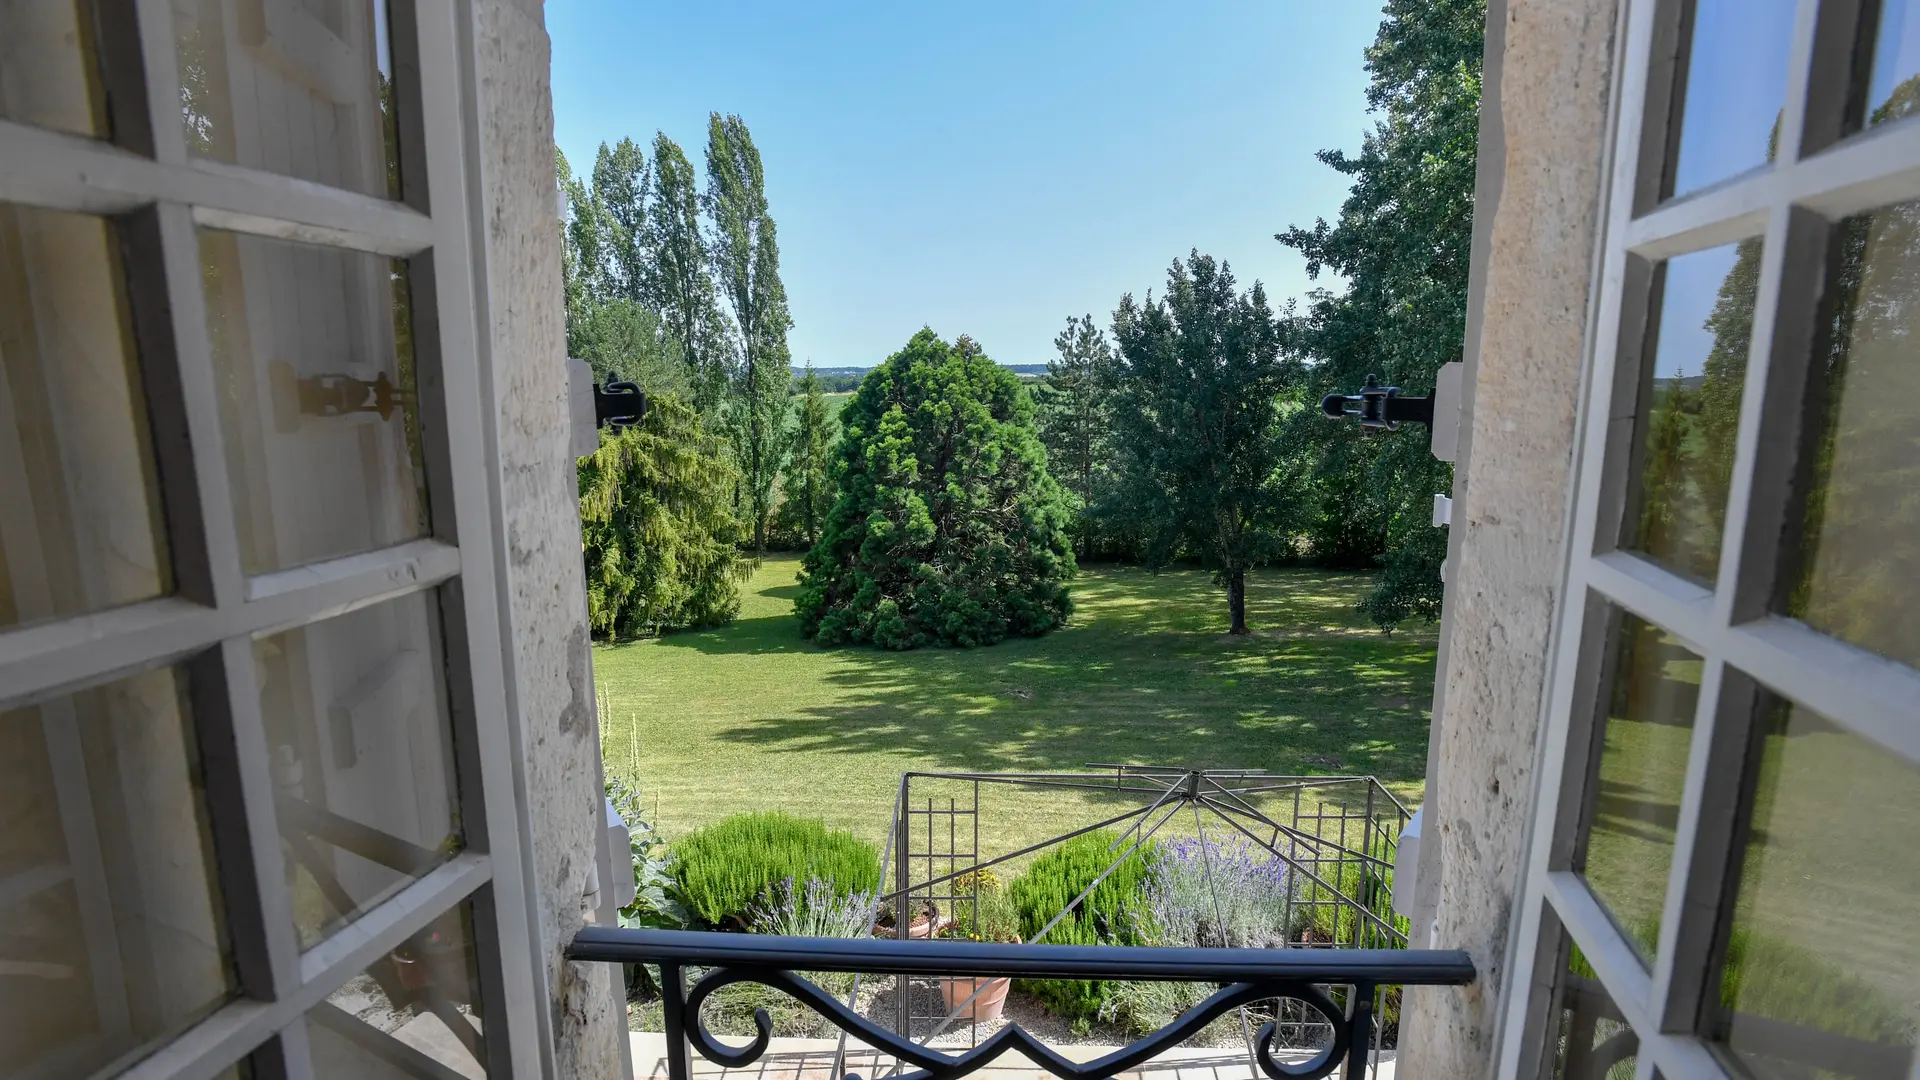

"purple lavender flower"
[1136, 836, 1296, 948]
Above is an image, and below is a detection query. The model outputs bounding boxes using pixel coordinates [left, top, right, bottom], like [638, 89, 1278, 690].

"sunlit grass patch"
[597, 556, 1437, 857]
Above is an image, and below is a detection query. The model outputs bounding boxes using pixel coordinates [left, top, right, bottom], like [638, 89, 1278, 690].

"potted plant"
[874, 899, 946, 939]
[934, 872, 1021, 1023]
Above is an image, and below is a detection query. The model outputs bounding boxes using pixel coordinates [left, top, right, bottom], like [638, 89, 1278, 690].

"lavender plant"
[1135, 836, 1296, 949]
[747, 877, 878, 939]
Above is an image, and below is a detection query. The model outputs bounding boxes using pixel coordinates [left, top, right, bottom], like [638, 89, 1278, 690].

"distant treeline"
[792, 365, 1044, 394]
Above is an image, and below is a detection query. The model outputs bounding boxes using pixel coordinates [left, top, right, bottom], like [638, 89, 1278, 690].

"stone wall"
[470, 0, 627, 1075]
[1397, 0, 1620, 1075]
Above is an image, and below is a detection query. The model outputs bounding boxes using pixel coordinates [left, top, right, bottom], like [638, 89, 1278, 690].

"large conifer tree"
[579, 397, 747, 638]
[796, 330, 1075, 649]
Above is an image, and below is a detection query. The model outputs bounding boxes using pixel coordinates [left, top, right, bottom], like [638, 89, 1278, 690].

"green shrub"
[1008, 831, 1159, 1019]
[672, 813, 880, 927]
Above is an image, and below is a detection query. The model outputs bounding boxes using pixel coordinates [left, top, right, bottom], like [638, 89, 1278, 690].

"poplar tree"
[706, 113, 793, 552]
[591, 137, 651, 304]
[646, 133, 732, 415]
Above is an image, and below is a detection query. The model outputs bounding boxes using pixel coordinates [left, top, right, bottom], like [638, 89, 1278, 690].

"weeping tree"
[796, 329, 1076, 649]
[579, 396, 747, 638]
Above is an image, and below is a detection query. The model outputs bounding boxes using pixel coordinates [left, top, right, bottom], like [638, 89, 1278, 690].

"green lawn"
[595, 556, 1436, 858]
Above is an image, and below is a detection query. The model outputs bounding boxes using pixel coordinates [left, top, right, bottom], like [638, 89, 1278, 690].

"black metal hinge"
[1321, 374, 1434, 434]
[594, 379, 646, 430]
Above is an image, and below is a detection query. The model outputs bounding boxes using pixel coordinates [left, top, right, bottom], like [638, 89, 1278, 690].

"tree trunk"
[1227, 568, 1249, 635]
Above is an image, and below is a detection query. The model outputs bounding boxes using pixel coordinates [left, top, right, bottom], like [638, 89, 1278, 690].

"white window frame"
[0, 1, 550, 1076]
[1493, 1, 1920, 1078]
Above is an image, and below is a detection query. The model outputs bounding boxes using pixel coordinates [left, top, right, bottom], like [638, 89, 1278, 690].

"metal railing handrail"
[568, 926, 1473, 983]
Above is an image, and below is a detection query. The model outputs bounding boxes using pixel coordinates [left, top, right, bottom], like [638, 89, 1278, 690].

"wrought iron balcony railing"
[568, 927, 1475, 1080]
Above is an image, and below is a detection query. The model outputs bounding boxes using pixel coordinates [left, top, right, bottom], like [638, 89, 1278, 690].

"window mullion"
[191, 638, 303, 1003]
[1706, 201, 1800, 629]
[1724, 618, 1920, 762]
[1720, 207, 1833, 626]
[143, 200, 246, 607]
[1547, 869, 1657, 1023]
[1647, 660, 1760, 1035]
[1774, 0, 1826, 166]
[0, 121, 435, 254]
[131, 0, 188, 164]
[115, 856, 489, 1080]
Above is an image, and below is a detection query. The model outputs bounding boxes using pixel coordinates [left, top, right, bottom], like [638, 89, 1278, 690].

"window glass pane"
[1783, 202, 1920, 670]
[1711, 697, 1918, 1080]
[1550, 931, 1639, 1080]
[1667, 0, 1796, 197]
[174, 0, 403, 200]
[1625, 242, 1756, 584]
[1862, 1, 1920, 128]
[0, 666, 234, 1076]
[0, 203, 171, 628]
[308, 901, 486, 1078]
[0, 0, 107, 137]
[259, 590, 459, 948]
[200, 229, 428, 575]
[1578, 611, 1699, 963]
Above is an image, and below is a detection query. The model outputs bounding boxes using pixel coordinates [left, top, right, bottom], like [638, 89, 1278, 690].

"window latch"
[1320, 373, 1434, 434]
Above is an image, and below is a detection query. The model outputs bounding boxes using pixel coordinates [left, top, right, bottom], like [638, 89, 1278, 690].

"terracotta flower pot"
[938, 974, 1011, 1023]
[906, 915, 949, 939]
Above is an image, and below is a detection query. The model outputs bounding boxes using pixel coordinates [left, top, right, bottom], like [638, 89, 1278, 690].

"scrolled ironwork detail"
[571, 927, 1474, 1080]
[679, 966, 1358, 1080]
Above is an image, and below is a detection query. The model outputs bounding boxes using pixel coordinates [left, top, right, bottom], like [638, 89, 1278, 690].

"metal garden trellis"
[866, 764, 1413, 1076]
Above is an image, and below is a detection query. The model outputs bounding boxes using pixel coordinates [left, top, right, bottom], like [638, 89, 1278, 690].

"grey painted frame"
[0, 1, 550, 1076]
[1494, 1, 1920, 1079]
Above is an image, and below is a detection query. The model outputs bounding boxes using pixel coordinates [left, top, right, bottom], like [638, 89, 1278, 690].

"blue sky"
[547, 2, 1386, 367]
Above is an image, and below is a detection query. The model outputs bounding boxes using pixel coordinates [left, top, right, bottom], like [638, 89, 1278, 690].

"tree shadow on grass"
[714, 623, 1436, 793]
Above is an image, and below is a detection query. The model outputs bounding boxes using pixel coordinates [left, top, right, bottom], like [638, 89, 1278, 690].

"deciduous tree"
[1105, 253, 1295, 635]
[646, 133, 733, 415]
[706, 114, 794, 551]
[1277, 0, 1483, 630]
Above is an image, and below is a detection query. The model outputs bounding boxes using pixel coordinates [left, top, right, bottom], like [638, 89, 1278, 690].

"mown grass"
[595, 556, 1436, 860]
